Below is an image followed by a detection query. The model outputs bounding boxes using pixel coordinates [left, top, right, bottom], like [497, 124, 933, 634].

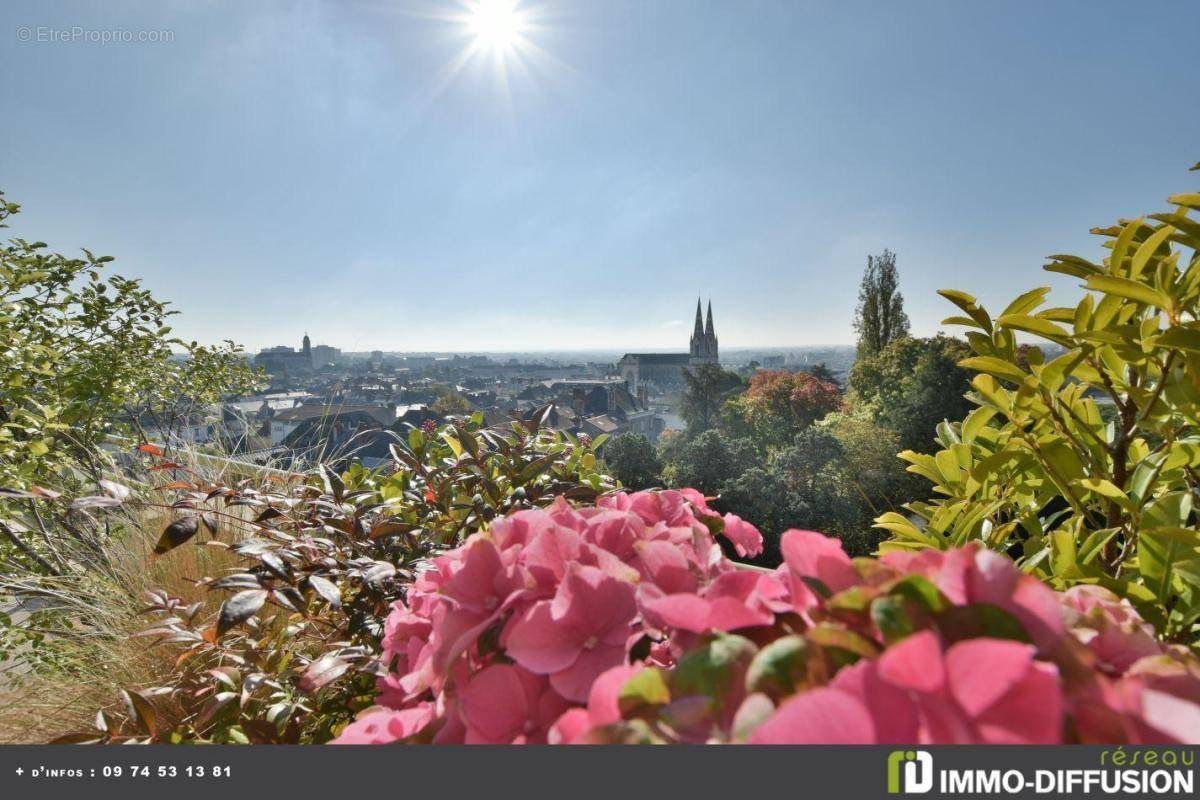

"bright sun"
[467, 0, 526, 52]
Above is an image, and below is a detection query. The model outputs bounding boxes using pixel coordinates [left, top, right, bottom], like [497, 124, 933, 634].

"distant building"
[618, 298, 720, 394]
[311, 344, 341, 367]
[255, 333, 314, 377]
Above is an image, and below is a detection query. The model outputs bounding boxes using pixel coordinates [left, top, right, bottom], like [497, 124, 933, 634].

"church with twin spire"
[617, 297, 720, 395]
[689, 297, 720, 366]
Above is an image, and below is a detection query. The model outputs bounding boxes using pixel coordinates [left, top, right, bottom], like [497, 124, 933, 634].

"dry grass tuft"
[0, 449, 266, 743]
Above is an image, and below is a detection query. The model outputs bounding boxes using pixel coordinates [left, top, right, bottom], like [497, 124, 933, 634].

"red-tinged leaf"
[157, 481, 194, 491]
[50, 732, 106, 744]
[241, 718, 281, 743]
[369, 519, 416, 540]
[271, 588, 301, 613]
[29, 485, 62, 500]
[319, 464, 345, 502]
[175, 648, 201, 668]
[363, 561, 396, 585]
[298, 654, 350, 694]
[216, 589, 268, 636]
[148, 462, 187, 472]
[207, 667, 240, 688]
[255, 506, 285, 523]
[307, 575, 341, 609]
[136, 443, 163, 456]
[154, 515, 200, 555]
[119, 689, 157, 736]
[196, 691, 237, 728]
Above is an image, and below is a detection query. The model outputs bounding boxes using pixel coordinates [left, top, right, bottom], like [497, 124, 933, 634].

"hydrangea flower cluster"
[334, 490, 1200, 745]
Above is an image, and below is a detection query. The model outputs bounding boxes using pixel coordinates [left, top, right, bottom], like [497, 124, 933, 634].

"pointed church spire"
[693, 296, 704, 336]
[705, 300, 715, 338]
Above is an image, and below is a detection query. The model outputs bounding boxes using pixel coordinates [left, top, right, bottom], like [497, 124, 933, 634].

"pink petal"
[749, 687, 876, 744]
[972, 661, 1063, 744]
[585, 510, 644, 559]
[1139, 688, 1200, 743]
[587, 663, 643, 726]
[551, 643, 627, 703]
[1009, 577, 1066, 651]
[704, 597, 774, 631]
[506, 601, 585, 674]
[332, 705, 435, 744]
[832, 660, 920, 743]
[555, 564, 638, 639]
[644, 593, 713, 633]
[634, 539, 697, 594]
[722, 513, 763, 558]
[945, 638, 1037, 717]
[459, 665, 531, 743]
[877, 630, 946, 694]
[548, 708, 593, 744]
[439, 538, 505, 611]
[780, 529, 859, 593]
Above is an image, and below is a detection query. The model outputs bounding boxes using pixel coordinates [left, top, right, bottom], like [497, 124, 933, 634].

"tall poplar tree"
[853, 249, 911, 358]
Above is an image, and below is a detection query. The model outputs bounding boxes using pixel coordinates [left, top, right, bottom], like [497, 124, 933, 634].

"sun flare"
[466, 0, 526, 52]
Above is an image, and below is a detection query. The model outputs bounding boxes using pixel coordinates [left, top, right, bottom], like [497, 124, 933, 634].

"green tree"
[804, 362, 839, 387]
[601, 432, 663, 490]
[719, 428, 873, 562]
[0, 191, 258, 571]
[853, 249, 911, 358]
[679, 364, 744, 434]
[849, 336, 973, 454]
[670, 429, 755, 496]
[821, 407, 914, 514]
[432, 392, 473, 416]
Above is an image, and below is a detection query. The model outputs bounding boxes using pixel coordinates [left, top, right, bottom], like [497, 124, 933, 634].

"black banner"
[0, 745, 1196, 800]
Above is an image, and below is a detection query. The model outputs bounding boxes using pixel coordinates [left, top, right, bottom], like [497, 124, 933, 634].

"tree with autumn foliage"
[725, 370, 843, 451]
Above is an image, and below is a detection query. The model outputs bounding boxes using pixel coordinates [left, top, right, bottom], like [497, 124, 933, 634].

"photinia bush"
[335, 490, 1200, 745]
[54, 408, 617, 743]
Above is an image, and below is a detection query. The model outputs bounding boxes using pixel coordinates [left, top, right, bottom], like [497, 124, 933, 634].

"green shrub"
[878, 168, 1200, 640]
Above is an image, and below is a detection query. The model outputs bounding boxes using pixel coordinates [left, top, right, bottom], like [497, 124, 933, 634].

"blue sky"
[1, 0, 1197, 352]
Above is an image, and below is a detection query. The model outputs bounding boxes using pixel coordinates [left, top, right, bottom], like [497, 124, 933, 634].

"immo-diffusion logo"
[888, 750, 933, 794]
[884, 748, 1195, 796]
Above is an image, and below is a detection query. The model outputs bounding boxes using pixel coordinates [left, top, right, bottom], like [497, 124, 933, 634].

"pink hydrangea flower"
[340, 490, 1200, 746]
[458, 664, 569, 744]
[504, 563, 638, 701]
[752, 631, 1063, 744]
